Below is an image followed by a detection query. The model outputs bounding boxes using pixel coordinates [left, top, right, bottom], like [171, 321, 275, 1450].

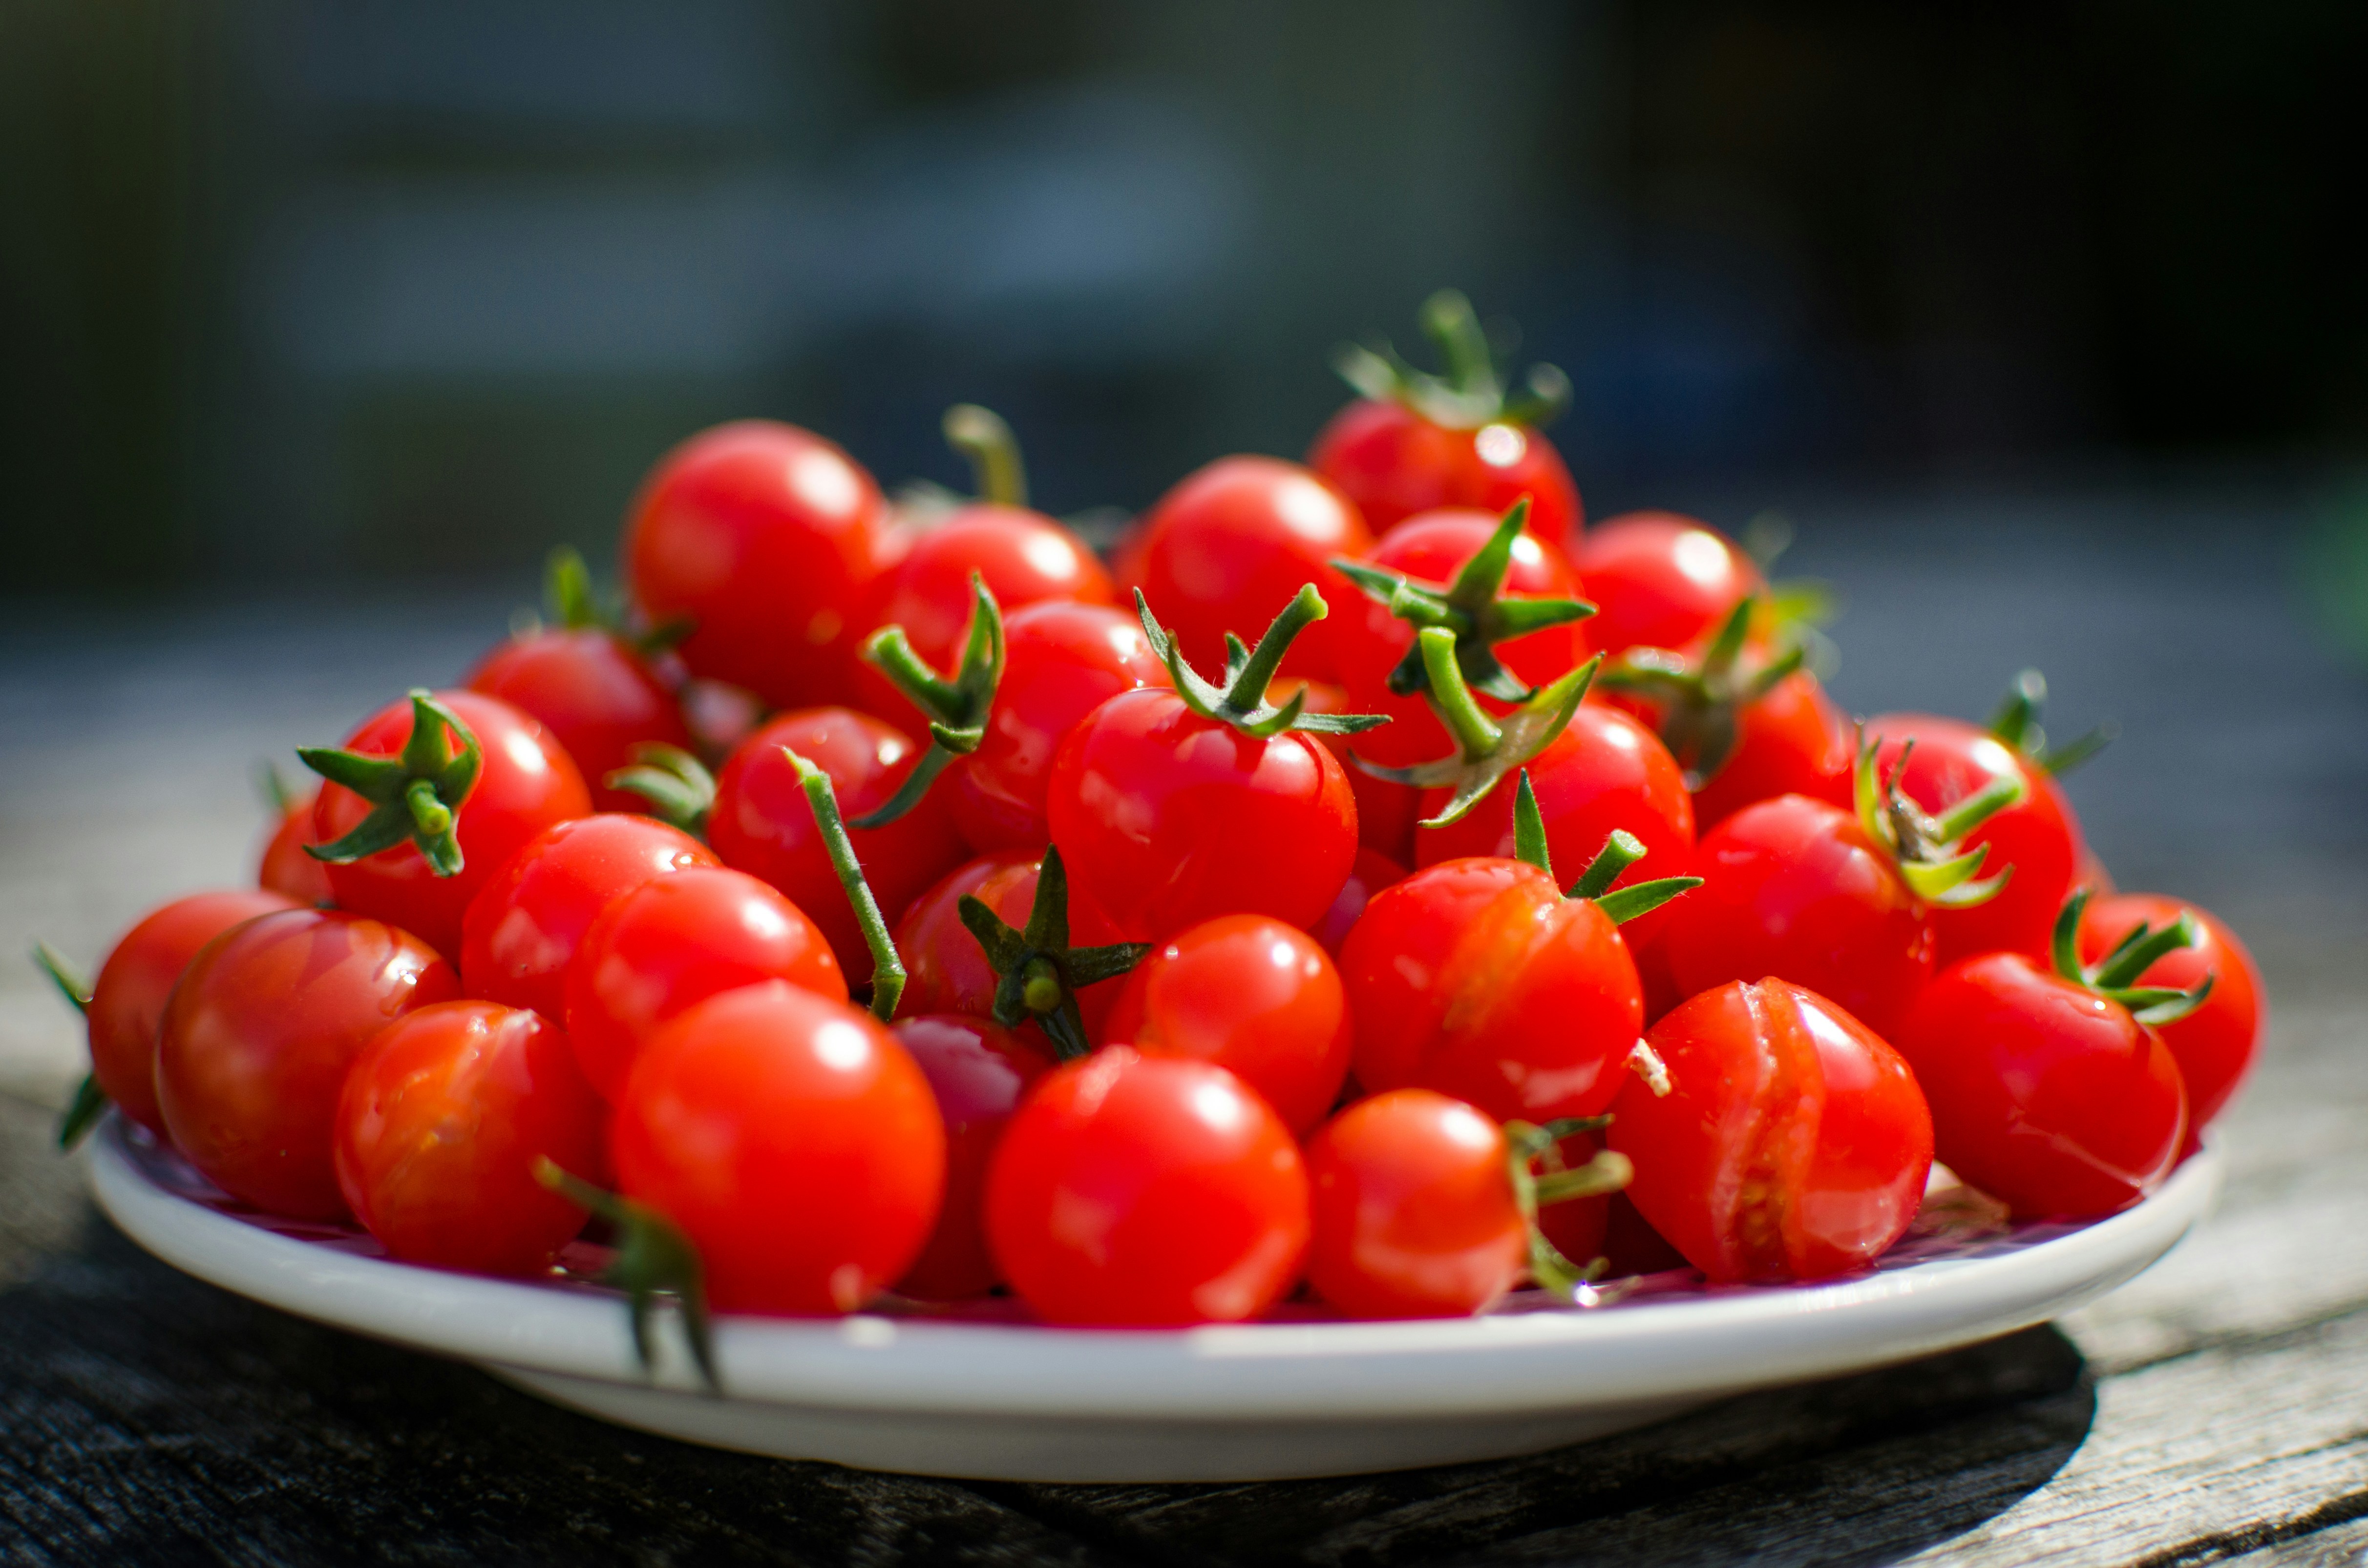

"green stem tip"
[534, 1159, 719, 1395]
[783, 748, 906, 1024]
[956, 845, 1150, 1061]
[1136, 586, 1388, 741]
[297, 690, 482, 878]
[851, 574, 1006, 830]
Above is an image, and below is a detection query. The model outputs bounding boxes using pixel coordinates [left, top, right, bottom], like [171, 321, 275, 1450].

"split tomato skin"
[313, 690, 592, 962]
[1572, 513, 1760, 658]
[1308, 398, 1580, 546]
[257, 790, 334, 904]
[1609, 979, 1934, 1283]
[611, 981, 946, 1316]
[1341, 857, 1644, 1125]
[334, 1000, 604, 1275]
[891, 1015, 1055, 1300]
[1896, 953, 2187, 1220]
[465, 627, 694, 814]
[86, 890, 302, 1134]
[1304, 1088, 1526, 1320]
[564, 864, 846, 1102]
[622, 419, 895, 711]
[984, 1047, 1310, 1327]
[1047, 685, 1359, 943]
[156, 908, 460, 1219]
[458, 814, 716, 1022]
[1101, 914, 1353, 1135]
[1681, 671, 1856, 830]
[2076, 893, 2263, 1131]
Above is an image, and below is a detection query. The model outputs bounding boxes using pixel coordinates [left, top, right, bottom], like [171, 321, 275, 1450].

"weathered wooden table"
[5, 484, 2364, 1565]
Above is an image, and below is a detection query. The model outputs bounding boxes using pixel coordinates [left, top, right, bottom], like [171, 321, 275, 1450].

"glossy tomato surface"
[612, 982, 945, 1315]
[1682, 670, 1856, 830]
[1572, 513, 1760, 658]
[2076, 893, 2263, 1131]
[985, 1047, 1309, 1326]
[466, 627, 694, 813]
[893, 852, 1132, 1050]
[1610, 979, 1934, 1282]
[257, 790, 334, 904]
[1309, 847, 1408, 958]
[1304, 1088, 1526, 1319]
[1308, 399, 1581, 545]
[1280, 677, 1420, 862]
[156, 909, 459, 1218]
[334, 1000, 604, 1274]
[891, 1015, 1055, 1300]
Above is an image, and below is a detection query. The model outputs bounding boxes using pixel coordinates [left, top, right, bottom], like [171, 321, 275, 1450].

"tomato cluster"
[45, 292, 2260, 1373]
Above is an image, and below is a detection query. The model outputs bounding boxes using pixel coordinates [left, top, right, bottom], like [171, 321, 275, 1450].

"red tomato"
[465, 627, 694, 813]
[257, 789, 334, 905]
[1610, 979, 1934, 1282]
[1685, 670, 1856, 830]
[1101, 914, 1353, 1134]
[1532, 1129, 1612, 1269]
[1572, 513, 1761, 658]
[458, 814, 715, 1021]
[984, 1047, 1309, 1326]
[565, 864, 846, 1101]
[1896, 953, 2187, 1219]
[2076, 893, 2263, 1132]
[611, 981, 946, 1315]
[1311, 400, 1580, 546]
[1309, 847, 1408, 958]
[1341, 857, 1644, 1124]
[156, 909, 459, 1218]
[334, 1000, 604, 1274]
[893, 852, 1132, 1051]
[311, 690, 592, 962]
[709, 707, 967, 977]
[1279, 677, 1420, 862]
[891, 1015, 1055, 1300]
[1304, 1088, 1527, 1319]
[1130, 456, 1372, 683]
[944, 601, 1171, 855]
[85, 890, 301, 1134]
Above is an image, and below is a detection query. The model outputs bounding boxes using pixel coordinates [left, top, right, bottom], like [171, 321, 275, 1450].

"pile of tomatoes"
[45, 293, 2263, 1366]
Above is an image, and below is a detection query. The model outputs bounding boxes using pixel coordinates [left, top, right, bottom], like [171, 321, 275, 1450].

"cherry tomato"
[1101, 914, 1352, 1134]
[1685, 670, 1855, 830]
[612, 981, 945, 1315]
[458, 814, 715, 1021]
[84, 890, 301, 1134]
[1129, 456, 1372, 683]
[944, 601, 1170, 855]
[984, 1046, 1309, 1326]
[1311, 400, 1580, 547]
[1609, 979, 1934, 1282]
[709, 707, 967, 976]
[311, 690, 591, 962]
[1572, 513, 1761, 658]
[156, 908, 459, 1219]
[1304, 1088, 1527, 1319]
[2077, 892, 2263, 1132]
[1280, 677, 1420, 862]
[1309, 847, 1407, 958]
[891, 1015, 1055, 1300]
[257, 789, 334, 905]
[565, 864, 846, 1101]
[1896, 953, 2186, 1219]
[334, 1000, 604, 1274]
[1341, 857, 1644, 1124]
[622, 420, 898, 710]
[466, 627, 694, 813]
[894, 852, 1132, 1050]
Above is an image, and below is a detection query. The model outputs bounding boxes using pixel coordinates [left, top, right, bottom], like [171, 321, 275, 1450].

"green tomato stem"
[943, 404, 1028, 508]
[1418, 627, 1503, 760]
[534, 1158, 718, 1394]
[784, 748, 906, 1023]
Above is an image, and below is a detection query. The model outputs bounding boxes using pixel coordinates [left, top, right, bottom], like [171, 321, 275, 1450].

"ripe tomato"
[565, 864, 846, 1101]
[84, 890, 300, 1134]
[891, 1015, 1054, 1300]
[1279, 676, 1420, 862]
[1609, 979, 1934, 1282]
[612, 981, 945, 1315]
[334, 1000, 604, 1274]
[1303, 1089, 1527, 1319]
[1129, 456, 1372, 683]
[156, 908, 459, 1218]
[984, 1047, 1309, 1326]
[2075, 893, 2262, 1131]
[1685, 670, 1855, 829]
[1309, 846, 1407, 958]
[458, 814, 715, 1021]
[307, 690, 591, 962]
[257, 788, 334, 905]
[894, 852, 1133, 1052]
[622, 420, 898, 711]
[1572, 513, 1761, 658]
[709, 707, 967, 977]
[466, 627, 693, 814]
[1101, 914, 1353, 1134]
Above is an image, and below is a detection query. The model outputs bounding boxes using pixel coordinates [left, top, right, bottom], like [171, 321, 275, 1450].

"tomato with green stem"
[2076, 891, 2262, 1131]
[891, 1014, 1054, 1300]
[256, 766, 333, 905]
[918, 846, 1148, 1060]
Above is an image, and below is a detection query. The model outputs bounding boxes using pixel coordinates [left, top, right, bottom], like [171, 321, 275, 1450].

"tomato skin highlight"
[1895, 953, 2187, 1220]
[1571, 512, 1761, 658]
[1609, 979, 1934, 1283]
[564, 864, 846, 1102]
[2075, 892, 2263, 1131]
[458, 814, 716, 1022]
[257, 790, 335, 905]
[1101, 914, 1353, 1135]
[891, 1015, 1055, 1300]
[1308, 399, 1580, 546]
[1304, 1089, 1527, 1319]
[611, 982, 946, 1316]
[465, 627, 694, 814]
[313, 690, 592, 963]
[985, 1047, 1309, 1327]
[86, 890, 302, 1135]
[334, 1000, 604, 1275]
[156, 908, 460, 1219]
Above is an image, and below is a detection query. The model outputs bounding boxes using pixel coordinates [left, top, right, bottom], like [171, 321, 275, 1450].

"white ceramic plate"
[88, 1116, 2217, 1483]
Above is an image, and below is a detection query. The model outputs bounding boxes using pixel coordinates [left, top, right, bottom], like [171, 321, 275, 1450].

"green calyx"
[1504, 1115, 1632, 1299]
[606, 743, 716, 838]
[535, 1159, 719, 1395]
[1331, 498, 1596, 706]
[33, 942, 107, 1151]
[957, 846, 1150, 1062]
[1137, 585, 1389, 741]
[1334, 289, 1572, 431]
[517, 546, 692, 657]
[1358, 632, 1601, 828]
[851, 575, 1006, 830]
[297, 690, 483, 876]
[1593, 595, 1807, 786]
[782, 748, 907, 1024]
[2051, 887, 2215, 1025]
[1988, 668, 2117, 778]
[1853, 736, 2025, 909]
[943, 404, 1029, 508]
[1508, 772, 1702, 925]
